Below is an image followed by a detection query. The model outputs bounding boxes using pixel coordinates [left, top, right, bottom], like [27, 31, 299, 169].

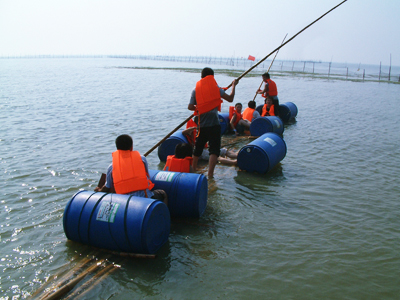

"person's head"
[201, 67, 214, 78]
[266, 97, 273, 106]
[235, 102, 242, 113]
[115, 134, 133, 150]
[262, 72, 270, 81]
[248, 100, 256, 109]
[175, 143, 193, 159]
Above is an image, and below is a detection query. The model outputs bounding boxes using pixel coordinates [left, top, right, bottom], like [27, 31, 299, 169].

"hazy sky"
[1, 0, 399, 66]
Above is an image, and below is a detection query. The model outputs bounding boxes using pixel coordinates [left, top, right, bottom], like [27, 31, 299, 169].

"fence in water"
[110, 55, 400, 84]
[2, 55, 399, 83]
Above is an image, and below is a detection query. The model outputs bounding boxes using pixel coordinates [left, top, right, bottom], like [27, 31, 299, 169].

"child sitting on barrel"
[164, 143, 194, 173]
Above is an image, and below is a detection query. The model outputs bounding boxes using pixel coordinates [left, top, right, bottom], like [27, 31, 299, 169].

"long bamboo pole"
[37, 257, 93, 299]
[252, 33, 288, 101]
[63, 264, 118, 300]
[41, 260, 105, 300]
[225, 0, 348, 90]
[144, 114, 194, 157]
[144, 0, 348, 157]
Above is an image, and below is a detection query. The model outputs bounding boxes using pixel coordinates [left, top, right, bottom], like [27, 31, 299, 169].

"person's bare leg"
[217, 157, 237, 166]
[192, 155, 199, 171]
[225, 149, 238, 159]
[208, 154, 218, 178]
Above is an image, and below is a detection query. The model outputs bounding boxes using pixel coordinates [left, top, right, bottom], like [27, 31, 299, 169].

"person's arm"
[230, 114, 237, 130]
[188, 89, 196, 111]
[252, 110, 260, 121]
[182, 127, 196, 136]
[221, 79, 239, 103]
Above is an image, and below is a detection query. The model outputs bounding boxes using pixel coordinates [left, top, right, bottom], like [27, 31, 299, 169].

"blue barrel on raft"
[149, 170, 208, 218]
[237, 132, 287, 174]
[158, 130, 188, 162]
[250, 116, 284, 137]
[63, 190, 170, 254]
[219, 113, 230, 135]
[279, 102, 298, 123]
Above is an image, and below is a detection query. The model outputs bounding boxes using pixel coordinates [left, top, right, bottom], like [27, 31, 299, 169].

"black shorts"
[193, 125, 221, 157]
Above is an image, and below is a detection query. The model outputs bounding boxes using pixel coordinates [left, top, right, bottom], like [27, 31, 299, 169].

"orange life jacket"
[112, 150, 154, 194]
[262, 104, 275, 117]
[164, 155, 193, 173]
[186, 119, 197, 146]
[242, 107, 255, 122]
[262, 79, 278, 97]
[229, 106, 242, 127]
[195, 75, 222, 115]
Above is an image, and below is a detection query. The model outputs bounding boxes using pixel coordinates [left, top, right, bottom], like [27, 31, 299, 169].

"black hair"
[201, 67, 214, 78]
[262, 72, 270, 79]
[175, 143, 193, 159]
[248, 100, 256, 109]
[235, 102, 242, 108]
[115, 134, 133, 150]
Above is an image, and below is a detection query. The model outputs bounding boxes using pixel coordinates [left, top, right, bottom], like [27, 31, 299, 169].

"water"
[1, 58, 400, 299]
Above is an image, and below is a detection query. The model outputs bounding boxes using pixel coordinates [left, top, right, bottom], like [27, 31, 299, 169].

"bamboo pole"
[29, 256, 85, 299]
[144, 0, 348, 158]
[143, 113, 194, 157]
[37, 257, 93, 299]
[63, 264, 118, 300]
[41, 260, 105, 300]
[252, 34, 287, 101]
[224, 0, 348, 90]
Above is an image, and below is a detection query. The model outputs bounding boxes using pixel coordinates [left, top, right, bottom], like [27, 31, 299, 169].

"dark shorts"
[193, 125, 221, 157]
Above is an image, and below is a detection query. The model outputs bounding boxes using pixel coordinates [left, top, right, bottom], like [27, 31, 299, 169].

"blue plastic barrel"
[250, 116, 284, 137]
[149, 170, 208, 218]
[279, 102, 298, 123]
[219, 113, 230, 135]
[63, 190, 170, 254]
[237, 132, 287, 174]
[158, 130, 188, 162]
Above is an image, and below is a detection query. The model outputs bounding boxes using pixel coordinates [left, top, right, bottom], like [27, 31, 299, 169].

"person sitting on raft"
[94, 134, 168, 205]
[261, 96, 279, 117]
[164, 143, 195, 173]
[238, 100, 260, 130]
[182, 124, 238, 167]
[229, 103, 243, 136]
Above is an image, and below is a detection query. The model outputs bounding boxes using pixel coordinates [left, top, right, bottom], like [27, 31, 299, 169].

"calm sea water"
[1, 58, 400, 299]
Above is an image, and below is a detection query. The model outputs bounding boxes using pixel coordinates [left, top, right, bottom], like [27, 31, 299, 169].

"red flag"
[248, 55, 255, 61]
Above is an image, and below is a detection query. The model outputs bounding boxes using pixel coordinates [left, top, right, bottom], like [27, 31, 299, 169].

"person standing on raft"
[94, 134, 168, 205]
[257, 72, 278, 101]
[188, 67, 239, 178]
[257, 72, 280, 117]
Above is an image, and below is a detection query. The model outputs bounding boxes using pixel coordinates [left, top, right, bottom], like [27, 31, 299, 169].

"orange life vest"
[262, 104, 275, 117]
[262, 79, 278, 97]
[242, 107, 255, 122]
[112, 150, 154, 194]
[164, 155, 193, 173]
[195, 75, 222, 115]
[229, 106, 242, 127]
[186, 119, 197, 146]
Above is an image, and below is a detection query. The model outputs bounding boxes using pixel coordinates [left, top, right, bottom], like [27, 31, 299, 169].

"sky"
[0, 0, 399, 66]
